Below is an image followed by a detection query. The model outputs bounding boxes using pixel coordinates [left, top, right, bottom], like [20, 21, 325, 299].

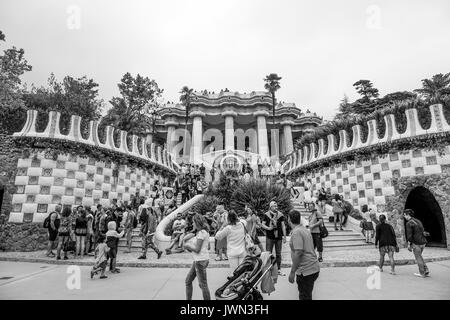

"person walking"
[45, 204, 61, 257]
[375, 214, 398, 275]
[318, 188, 327, 212]
[404, 209, 430, 278]
[261, 201, 287, 276]
[307, 203, 323, 262]
[74, 208, 88, 257]
[182, 214, 212, 300]
[138, 207, 162, 259]
[215, 210, 247, 276]
[288, 209, 320, 300]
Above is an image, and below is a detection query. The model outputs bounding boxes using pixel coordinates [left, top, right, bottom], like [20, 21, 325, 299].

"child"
[165, 212, 187, 255]
[91, 235, 109, 279]
[106, 221, 125, 273]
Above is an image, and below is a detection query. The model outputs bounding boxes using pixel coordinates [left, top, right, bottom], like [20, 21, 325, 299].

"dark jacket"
[406, 218, 427, 245]
[375, 223, 397, 247]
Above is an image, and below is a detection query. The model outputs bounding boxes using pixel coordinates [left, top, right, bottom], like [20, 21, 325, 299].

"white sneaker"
[278, 271, 286, 276]
[414, 273, 426, 278]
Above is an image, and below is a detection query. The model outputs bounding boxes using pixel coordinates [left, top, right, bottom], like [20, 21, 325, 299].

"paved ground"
[1, 247, 450, 268]
[1, 260, 449, 300]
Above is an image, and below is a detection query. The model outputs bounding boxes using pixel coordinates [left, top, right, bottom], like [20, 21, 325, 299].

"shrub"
[191, 195, 221, 216]
[230, 179, 293, 217]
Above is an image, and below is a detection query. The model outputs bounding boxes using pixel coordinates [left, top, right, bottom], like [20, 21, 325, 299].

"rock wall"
[0, 134, 22, 220]
[0, 222, 48, 251]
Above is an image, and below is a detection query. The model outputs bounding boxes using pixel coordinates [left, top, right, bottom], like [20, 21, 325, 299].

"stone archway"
[405, 187, 447, 247]
[385, 174, 450, 249]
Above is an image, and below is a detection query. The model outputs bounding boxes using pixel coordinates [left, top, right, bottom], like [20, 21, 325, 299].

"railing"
[286, 104, 450, 175]
[14, 110, 179, 174]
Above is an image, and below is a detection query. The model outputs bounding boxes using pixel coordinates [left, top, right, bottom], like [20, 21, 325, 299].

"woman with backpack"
[56, 207, 73, 260]
[74, 208, 88, 257]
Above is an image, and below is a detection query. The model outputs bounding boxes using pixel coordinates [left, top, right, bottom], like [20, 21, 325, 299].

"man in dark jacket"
[404, 209, 429, 277]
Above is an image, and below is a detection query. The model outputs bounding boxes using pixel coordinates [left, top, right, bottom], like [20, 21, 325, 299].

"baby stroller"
[215, 252, 277, 300]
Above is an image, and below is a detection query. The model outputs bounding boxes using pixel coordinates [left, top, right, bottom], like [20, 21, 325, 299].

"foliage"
[102, 72, 163, 136]
[264, 73, 282, 124]
[414, 72, 450, 104]
[191, 195, 221, 216]
[13, 136, 176, 177]
[0, 31, 32, 134]
[351, 80, 380, 116]
[205, 171, 237, 206]
[23, 74, 104, 133]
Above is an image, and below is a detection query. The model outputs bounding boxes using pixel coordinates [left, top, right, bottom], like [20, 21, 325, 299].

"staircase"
[118, 227, 143, 253]
[293, 202, 372, 251]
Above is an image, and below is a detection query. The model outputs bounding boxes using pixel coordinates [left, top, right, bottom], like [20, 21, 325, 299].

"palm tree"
[414, 73, 450, 104]
[179, 86, 194, 159]
[264, 73, 282, 124]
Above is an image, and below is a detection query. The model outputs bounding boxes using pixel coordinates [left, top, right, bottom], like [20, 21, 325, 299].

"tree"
[264, 73, 282, 124]
[23, 73, 104, 133]
[351, 80, 380, 116]
[0, 31, 32, 134]
[414, 73, 450, 104]
[103, 73, 163, 136]
[334, 94, 354, 120]
[179, 86, 194, 157]
[379, 91, 417, 105]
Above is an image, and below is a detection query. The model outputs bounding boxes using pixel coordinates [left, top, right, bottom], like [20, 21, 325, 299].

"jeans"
[266, 238, 282, 270]
[185, 260, 211, 300]
[228, 253, 246, 276]
[296, 272, 319, 300]
[142, 234, 160, 256]
[76, 235, 86, 255]
[412, 244, 429, 275]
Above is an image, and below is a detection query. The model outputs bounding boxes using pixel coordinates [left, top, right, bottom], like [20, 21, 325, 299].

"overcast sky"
[1, 0, 449, 120]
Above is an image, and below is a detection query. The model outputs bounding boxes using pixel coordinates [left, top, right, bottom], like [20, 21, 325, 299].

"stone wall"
[0, 222, 48, 251]
[385, 174, 450, 249]
[8, 150, 170, 223]
[0, 134, 22, 220]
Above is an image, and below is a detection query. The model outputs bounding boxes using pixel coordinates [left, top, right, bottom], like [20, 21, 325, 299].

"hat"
[269, 201, 277, 207]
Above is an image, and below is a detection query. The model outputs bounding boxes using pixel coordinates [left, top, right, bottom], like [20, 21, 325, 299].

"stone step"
[323, 236, 366, 242]
[323, 241, 371, 248]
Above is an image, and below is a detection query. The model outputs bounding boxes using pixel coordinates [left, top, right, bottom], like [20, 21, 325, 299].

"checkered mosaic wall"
[9, 151, 168, 223]
[298, 147, 450, 212]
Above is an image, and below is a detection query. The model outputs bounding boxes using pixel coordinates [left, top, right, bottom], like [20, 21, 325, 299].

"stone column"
[165, 119, 177, 154]
[281, 120, 294, 154]
[190, 111, 205, 164]
[254, 110, 270, 160]
[222, 110, 237, 151]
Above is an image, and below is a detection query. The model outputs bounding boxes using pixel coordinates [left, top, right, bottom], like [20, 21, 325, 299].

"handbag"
[319, 220, 328, 239]
[241, 222, 255, 251]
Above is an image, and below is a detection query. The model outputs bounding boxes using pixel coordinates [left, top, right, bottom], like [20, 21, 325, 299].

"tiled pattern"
[9, 152, 170, 223]
[299, 148, 450, 212]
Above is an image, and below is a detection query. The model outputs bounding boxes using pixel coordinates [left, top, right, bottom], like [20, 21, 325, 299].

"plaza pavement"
[0, 260, 449, 300]
[1, 246, 450, 268]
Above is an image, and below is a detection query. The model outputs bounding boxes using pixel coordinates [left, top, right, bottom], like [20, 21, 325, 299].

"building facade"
[153, 90, 322, 169]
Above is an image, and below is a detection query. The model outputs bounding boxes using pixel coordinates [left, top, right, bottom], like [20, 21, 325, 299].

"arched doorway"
[404, 187, 447, 247]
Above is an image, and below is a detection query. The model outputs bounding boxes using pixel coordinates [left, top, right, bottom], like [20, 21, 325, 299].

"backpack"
[43, 212, 56, 229]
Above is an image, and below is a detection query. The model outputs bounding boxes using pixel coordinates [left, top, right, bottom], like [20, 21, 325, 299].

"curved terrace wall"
[285, 104, 450, 249]
[6, 110, 179, 224]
